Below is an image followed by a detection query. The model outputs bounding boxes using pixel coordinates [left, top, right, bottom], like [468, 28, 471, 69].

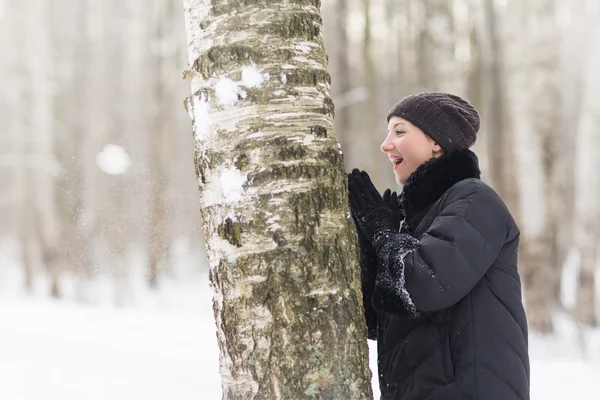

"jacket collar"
[399, 149, 481, 227]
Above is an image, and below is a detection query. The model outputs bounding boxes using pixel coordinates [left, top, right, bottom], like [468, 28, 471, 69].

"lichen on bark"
[182, 0, 373, 398]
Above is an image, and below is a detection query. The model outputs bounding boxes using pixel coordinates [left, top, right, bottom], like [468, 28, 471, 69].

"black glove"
[347, 169, 396, 247]
[382, 188, 402, 232]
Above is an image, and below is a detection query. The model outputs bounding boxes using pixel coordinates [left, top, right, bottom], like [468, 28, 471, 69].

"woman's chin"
[394, 169, 406, 185]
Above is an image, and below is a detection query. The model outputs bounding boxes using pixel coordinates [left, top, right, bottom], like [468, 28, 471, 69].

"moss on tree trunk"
[182, 0, 373, 398]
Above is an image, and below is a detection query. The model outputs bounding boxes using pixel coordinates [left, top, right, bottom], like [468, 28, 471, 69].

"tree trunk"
[417, 0, 461, 93]
[478, 0, 519, 215]
[77, 0, 109, 302]
[325, 0, 350, 140]
[503, 0, 561, 332]
[572, 22, 600, 327]
[14, 0, 62, 295]
[182, 1, 373, 398]
[147, 0, 171, 288]
[361, 0, 386, 190]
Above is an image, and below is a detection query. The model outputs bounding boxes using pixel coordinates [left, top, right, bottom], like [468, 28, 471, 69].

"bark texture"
[182, 1, 373, 399]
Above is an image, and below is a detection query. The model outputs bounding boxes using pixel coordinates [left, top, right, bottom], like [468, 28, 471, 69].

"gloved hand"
[382, 188, 402, 232]
[347, 169, 396, 246]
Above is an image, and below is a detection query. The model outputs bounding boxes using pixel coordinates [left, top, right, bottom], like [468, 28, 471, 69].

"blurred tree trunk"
[31, 0, 61, 297]
[146, 0, 171, 288]
[161, 1, 201, 263]
[558, 0, 593, 315]
[328, 0, 350, 141]
[417, 0, 461, 92]
[361, 0, 386, 188]
[478, 0, 519, 215]
[14, 0, 62, 295]
[77, 0, 109, 302]
[503, 0, 561, 332]
[182, 1, 372, 398]
[105, 0, 148, 305]
[572, 23, 600, 327]
[466, 4, 489, 179]
[5, 2, 34, 291]
[53, 0, 88, 294]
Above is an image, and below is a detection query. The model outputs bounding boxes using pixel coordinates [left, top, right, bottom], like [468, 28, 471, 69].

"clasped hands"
[347, 169, 403, 247]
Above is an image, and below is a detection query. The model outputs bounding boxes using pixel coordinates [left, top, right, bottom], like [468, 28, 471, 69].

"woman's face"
[380, 116, 443, 184]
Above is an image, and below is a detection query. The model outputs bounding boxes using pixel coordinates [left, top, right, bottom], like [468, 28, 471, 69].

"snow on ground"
[0, 251, 598, 399]
[1, 289, 599, 400]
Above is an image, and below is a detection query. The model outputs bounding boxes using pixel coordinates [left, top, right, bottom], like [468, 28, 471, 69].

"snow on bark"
[182, 0, 373, 399]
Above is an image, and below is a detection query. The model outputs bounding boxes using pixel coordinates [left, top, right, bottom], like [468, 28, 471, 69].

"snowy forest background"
[1, 0, 599, 399]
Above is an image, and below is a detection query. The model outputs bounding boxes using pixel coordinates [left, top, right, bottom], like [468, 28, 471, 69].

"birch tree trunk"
[30, 0, 61, 297]
[77, 0, 108, 302]
[147, 0, 171, 288]
[478, 0, 519, 215]
[504, 0, 561, 332]
[572, 21, 600, 327]
[182, 1, 372, 398]
[13, 0, 61, 294]
[417, 0, 463, 94]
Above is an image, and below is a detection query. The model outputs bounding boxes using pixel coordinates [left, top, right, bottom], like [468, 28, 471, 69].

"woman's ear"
[433, 142, 442, 153]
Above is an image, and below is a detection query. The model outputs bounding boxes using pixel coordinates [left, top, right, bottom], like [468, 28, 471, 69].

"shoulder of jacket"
[444, 178, 499, 202]
[444, 178, 520, 237]
[438, 178, 512, 220]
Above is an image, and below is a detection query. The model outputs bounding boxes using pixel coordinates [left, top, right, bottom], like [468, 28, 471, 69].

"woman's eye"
[395, 130, 405, 136]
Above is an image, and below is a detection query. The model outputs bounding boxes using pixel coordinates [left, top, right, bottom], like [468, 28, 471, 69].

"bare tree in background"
[12, 0, 62, 295]
[147, 0, 172, 288]
[417, 0, 463, 94]
[327, 0, 351, 140]
[182, 0, 372, 398]
[504, 0, 562, 333]
[572, 21, 600, 327]
[478, 0, 519, 214]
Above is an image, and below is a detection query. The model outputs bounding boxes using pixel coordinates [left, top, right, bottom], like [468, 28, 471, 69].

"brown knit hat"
[386, 92, 480, 152]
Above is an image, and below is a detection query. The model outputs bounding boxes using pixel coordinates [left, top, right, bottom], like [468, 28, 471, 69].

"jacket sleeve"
[372, 183, 516, 314]
[358, 238, 379, 340]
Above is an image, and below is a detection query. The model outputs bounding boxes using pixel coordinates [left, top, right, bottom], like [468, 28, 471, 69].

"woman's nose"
[380, 138, 393, 153]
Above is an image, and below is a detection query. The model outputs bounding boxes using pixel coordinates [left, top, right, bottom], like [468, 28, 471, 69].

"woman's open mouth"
[392, 157, 403, 170]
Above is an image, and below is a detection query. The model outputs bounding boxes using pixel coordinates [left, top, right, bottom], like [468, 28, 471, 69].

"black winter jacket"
[360, 150, 530, 400]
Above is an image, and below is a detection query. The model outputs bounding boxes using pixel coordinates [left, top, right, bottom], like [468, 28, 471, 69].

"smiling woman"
[348, 92, 530, 400]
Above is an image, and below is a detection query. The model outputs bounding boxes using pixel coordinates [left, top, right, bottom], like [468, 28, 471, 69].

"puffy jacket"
[360, 150, 530, 399]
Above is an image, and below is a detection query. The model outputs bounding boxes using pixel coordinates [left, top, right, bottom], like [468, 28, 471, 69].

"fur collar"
[399, 149, 481, 223]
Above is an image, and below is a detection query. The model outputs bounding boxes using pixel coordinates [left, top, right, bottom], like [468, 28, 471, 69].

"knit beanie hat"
[386, 92, 480, 152]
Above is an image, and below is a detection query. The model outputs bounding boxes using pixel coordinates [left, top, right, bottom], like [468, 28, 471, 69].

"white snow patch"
[281, 64, 297, 70]
[95, 144, 131, 175]
[192, 93, 212, 139]
[215, 77, 245, 107]
[281, 73, 287, 83]
[220, 167, 248, 204]
[241, 65, 265, 88]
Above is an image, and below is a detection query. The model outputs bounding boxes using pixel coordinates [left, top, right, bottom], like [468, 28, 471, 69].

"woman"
[348, 92, 530, 400]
